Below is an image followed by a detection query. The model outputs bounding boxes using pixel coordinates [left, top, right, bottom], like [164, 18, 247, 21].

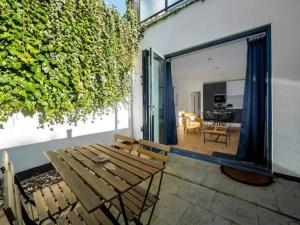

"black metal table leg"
[100, 204, 120, 225]
[147, 170, 164, 225]
[118, 193, 129, 225]
[137, 175, 154, 222]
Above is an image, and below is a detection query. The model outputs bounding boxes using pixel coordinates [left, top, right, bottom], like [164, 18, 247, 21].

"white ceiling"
[171, 39, 247, 82]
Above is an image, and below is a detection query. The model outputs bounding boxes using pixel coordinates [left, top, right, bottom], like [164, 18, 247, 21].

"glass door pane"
[168, 0, 185, 7]
[149, 51, 165, 143]
[140, 0, 165, 20]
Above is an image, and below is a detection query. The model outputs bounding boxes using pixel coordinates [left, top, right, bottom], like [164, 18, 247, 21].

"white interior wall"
[132, 0, 300, 177]
[171, 40, 247, 120]
[173, 79, 203, 119]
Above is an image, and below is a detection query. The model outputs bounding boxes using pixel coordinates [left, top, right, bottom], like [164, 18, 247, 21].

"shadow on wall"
[273, 164, 300, 180]
[0, 128, 129, 175]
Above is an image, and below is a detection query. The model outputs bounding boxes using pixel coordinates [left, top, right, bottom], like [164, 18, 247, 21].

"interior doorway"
[142, 25, 272, 174]
[191, 92, 201, 116]
[173, 39, 245, 156]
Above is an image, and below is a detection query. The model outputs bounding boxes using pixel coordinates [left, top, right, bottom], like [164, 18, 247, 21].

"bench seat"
[110, 186, 158, 221]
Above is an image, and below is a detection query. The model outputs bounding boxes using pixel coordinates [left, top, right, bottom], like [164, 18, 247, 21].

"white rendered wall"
[132, 0, 300, 177]
[0, 106, 131, 173]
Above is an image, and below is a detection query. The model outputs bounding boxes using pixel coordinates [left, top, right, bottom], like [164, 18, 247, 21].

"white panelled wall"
[132, 0, 300, 177]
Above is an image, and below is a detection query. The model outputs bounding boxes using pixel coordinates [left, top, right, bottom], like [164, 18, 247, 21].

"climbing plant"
[0, 0, 140, 128]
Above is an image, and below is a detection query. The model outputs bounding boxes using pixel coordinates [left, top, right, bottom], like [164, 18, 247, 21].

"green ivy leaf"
[0, 32, 10, 39]
[0, 117, 8, 122]
[0, 0, 140, 127]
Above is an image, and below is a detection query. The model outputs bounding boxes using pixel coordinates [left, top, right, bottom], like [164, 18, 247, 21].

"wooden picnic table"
[44, 143, 165, 225]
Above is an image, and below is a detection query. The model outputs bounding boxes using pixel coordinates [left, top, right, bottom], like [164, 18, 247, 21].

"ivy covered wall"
[0, 0, 140, 128]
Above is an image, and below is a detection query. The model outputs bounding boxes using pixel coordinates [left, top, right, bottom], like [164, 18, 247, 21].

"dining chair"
[1, 151, 115, 225]
[112, 134, 135, 153]
[135, 139, 170, 225]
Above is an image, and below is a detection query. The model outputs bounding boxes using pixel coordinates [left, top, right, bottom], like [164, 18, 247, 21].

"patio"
[3, 152, 298, 225]
[1, 0, 300, 225]
[1, 152, 300, 225]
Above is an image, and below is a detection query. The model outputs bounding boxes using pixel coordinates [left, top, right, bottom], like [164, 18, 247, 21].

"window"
[140, 0, 187, 22]
[140, 0, 165, 21]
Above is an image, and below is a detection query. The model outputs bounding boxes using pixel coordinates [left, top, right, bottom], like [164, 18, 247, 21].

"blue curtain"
[237, 37, 267, 165]
[164, 61, 178, 145]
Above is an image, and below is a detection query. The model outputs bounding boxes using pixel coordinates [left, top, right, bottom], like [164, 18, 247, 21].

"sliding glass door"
[142, 49, 165, 143]
[150, 50, 165, 143]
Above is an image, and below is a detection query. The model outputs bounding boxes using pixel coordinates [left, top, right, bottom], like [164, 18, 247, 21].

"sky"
[105, 0, 126, 15]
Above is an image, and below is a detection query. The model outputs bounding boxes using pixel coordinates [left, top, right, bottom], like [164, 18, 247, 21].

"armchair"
[182, 113, 203, 133]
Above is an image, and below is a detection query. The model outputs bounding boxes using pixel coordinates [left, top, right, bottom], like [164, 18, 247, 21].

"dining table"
[44, 143, 165, 225]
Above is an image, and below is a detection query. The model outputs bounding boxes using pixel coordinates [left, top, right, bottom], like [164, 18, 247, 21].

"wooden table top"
[204, 125, 229, 134]
[45, 143, 164, 213]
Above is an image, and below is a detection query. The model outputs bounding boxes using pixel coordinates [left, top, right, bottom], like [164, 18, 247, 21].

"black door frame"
[142, 49, 166, 143]
[142, 24, 272, 175]
[142, 49, 150, 141]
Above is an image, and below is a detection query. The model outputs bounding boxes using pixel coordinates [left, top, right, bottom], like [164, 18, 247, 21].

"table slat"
[56, 216, 67, 225]
[123, 192, 151, 208]
[84, 146, 150, 179]
[57, 181, 77, 205]
[68, 149, 130, 192]
[57, 150, 117, 201]
[132, 186, 158, 203]
[93, 209, 114, 225]
[100, 143, 164, 170]
[67, 211, 82, 225]
[111, 199, 135, 221]
[127, 190, 153, 207]
[92, 144, 158, 174]
[42, 187, 59, 215]
[76, 148, 141, 186]
[33, 190, 48, 221]
[76, 206, 99, 225]
[45, 151, 102, 212]
[50, 184, 68, 210]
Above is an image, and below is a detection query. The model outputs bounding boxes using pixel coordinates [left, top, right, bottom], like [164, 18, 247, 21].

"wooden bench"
[1, 151, 116, 225]
[112, 134, 135, 153]
[111, 139, 170, 225]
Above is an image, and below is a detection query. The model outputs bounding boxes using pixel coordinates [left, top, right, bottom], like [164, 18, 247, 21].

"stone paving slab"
[152, 193, 190, 225]
[211, 193, 259, 225]
[177, 204, 216, 225]
[165, 154, 208, 184]
[273, 178, 300, 220]
[165, 153, 300, 223]
[257, 207, 300, 225]
[146, 169, 298, 225]
[202, 169, 237, 196]
[234, 181, 278, 211]
[177, 180, 216, 210]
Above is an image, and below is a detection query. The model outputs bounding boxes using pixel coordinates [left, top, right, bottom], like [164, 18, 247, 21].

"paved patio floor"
[1, 153, 300, 225]
[136, 153, 300, 225]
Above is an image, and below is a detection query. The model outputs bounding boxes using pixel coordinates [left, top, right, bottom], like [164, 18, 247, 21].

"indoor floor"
[173, 125, 240, 156]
